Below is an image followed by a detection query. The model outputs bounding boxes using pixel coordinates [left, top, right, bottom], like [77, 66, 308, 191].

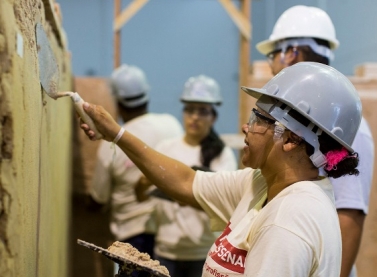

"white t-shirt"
[90, 113, 183, 241]
[193, 168, 341, 277]
[154, 137, 237, 260]
[331, 117, 374, 214]
[330, 117, 374, 277]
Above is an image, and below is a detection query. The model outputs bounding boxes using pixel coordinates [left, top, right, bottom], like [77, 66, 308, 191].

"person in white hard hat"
[256, 6, 374, 277]
[87, 64, 183, 276]
[80, 62, 362, 276]
[256, 5, 338, 75]
[135, 75, 237, 277]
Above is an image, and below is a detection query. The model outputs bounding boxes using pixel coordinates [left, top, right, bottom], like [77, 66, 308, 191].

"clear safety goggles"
[247, 108, 276, 133]
[266, 49, 283, 65]
[247, 108, 286, 140]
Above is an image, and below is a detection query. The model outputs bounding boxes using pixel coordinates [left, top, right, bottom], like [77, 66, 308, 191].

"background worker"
[88, 64, 183, 262]
[137, 75, 237, 277]
[80, 62, 363, 276]
[256, 5, 375, 277]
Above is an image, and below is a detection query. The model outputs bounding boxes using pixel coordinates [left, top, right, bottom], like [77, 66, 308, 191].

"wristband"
[113, 127, 125, 144]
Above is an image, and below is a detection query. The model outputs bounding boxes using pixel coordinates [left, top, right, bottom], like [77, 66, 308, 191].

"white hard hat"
[256, 5, 339, 56]
[111, 64, 150, 108]
[180, 75, 222, 105]
[242, 62, 361, 167]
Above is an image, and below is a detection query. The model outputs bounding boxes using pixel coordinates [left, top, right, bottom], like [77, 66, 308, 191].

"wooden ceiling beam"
[238, 0, 251, 132]
[113, 0, 149, 32]
[218, 0, 251, 40]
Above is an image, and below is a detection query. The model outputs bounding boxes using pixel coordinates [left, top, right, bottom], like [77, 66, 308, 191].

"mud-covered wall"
[0, 0, 72, 276]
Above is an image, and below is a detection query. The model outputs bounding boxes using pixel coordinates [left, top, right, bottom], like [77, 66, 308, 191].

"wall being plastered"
[0, 0, 72, 276]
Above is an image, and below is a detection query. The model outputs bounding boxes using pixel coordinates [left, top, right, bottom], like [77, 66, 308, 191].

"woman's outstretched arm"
[80, 102, 200, 208]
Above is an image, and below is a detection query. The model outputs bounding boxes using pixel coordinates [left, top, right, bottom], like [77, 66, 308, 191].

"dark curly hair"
[287, 107, 359, 178]
[304, 132, 359, 178]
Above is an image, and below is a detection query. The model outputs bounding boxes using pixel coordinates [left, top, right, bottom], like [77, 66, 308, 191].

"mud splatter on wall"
[0, 0, 72, 276]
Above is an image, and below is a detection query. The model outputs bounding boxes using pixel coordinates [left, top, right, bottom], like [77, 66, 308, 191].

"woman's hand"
[80, 102, 121, 142]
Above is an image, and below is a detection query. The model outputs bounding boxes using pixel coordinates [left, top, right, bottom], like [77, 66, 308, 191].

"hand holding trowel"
[36, 23, 103, 140]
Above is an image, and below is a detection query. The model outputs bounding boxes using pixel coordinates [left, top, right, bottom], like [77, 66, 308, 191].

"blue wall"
[59, 0, 377, 135]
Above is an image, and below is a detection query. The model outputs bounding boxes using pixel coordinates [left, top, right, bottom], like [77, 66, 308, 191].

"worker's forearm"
[338, 209, 365, 277]
[117, 131, 199, 207]
[79, 103, 199, 207]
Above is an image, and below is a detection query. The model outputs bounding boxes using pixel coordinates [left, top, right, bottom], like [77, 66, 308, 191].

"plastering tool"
[35, 23, 103, 139]
[77, 239, 170, 277]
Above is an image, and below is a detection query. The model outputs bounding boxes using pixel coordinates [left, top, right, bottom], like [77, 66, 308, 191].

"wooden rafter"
[113, 0, 150, 32]
[112, 0, 251, 138]
[238, 0, 251, 132]
[114, 0, 121, 68]
[113, 0, 150, 68]
[218, 0, 251, 40]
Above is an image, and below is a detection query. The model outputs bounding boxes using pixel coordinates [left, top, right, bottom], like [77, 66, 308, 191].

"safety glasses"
[266, 49, 282, 65]
[247, 108, 276, 134]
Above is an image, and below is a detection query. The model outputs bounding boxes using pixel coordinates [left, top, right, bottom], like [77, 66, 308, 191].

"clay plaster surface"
[0, 0, 72, 276]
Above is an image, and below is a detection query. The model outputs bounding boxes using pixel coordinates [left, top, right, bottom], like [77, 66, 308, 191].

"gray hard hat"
[242, 62, 362, 167]
[180, 75, 222, 105]
[111, 64, 150, 108]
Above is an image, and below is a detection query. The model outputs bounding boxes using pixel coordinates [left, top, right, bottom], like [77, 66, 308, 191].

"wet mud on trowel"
[36, 23, 103, 139]
[77, 239, 170, 277]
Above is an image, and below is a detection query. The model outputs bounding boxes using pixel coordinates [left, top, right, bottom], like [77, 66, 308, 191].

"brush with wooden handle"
[57, 91, 103, 140]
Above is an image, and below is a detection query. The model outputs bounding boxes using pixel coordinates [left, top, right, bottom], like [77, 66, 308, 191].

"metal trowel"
[36, 23, 103, 139]
[36, 23, 60, 99]
[77, 239, 170, 277]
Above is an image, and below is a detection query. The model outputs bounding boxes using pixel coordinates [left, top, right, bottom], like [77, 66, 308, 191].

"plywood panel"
[72, 77, 116, 194]
[70, 77, 116, 277]
[352, 77, 377, 277]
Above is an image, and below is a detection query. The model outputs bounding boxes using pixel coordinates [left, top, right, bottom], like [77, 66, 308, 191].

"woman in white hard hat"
[136, 75, 237, 277]
[256, 5, 338, 75]
[80, 62, 361, 277]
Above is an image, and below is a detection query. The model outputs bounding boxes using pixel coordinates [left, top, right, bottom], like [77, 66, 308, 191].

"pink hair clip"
[324, 147, 349, 171]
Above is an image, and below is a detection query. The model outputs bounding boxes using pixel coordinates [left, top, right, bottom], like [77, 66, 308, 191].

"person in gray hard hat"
[256, 6, 374, 277]
[88, 64, 183, 264]
[136, 75, 237, 277]
[80, 62, 361, 276]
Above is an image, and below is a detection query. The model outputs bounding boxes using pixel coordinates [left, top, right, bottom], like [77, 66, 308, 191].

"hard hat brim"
[256, 39, 275, 56]
[255, 36, 339, 56]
